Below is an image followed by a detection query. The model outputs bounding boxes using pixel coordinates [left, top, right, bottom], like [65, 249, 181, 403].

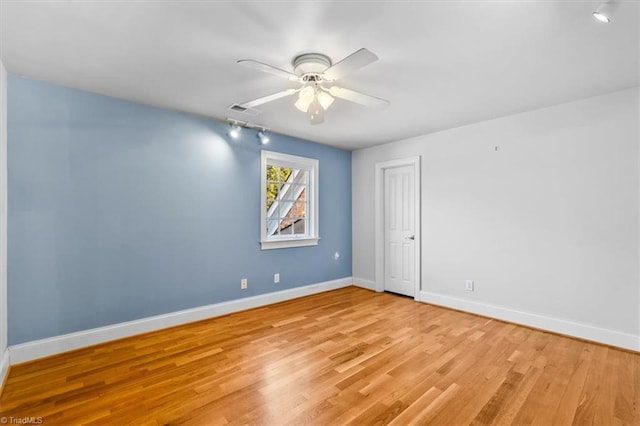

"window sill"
[260, 237, 319, 250]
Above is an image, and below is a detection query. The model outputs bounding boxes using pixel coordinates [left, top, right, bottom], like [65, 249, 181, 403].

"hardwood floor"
[0, 286, 638, 425]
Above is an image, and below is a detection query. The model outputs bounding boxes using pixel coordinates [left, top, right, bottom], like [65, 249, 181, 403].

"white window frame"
[260, 150, 319, 250]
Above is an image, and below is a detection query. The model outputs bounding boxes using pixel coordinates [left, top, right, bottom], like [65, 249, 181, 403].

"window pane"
[278, 185, 293, 202]
[294, 202, 306, 219]
[266, 193, 276, 210]
[279, 220, 293, 235]
[267, 220, 279, 237]
[286, 184, 302, 202]
[266, 182, 282, 208]
[269, 166, 291, 182]
[293, 219, 306, 235]
[267, 165, 293, 183]
[279, 202, 292, 219]
[266, 165, 279, 182]
[296, 170, 308, 184]
[280, 167, 293, 182]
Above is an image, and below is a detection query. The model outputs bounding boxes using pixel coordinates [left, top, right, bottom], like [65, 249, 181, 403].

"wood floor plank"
[1, 286, 638, 425]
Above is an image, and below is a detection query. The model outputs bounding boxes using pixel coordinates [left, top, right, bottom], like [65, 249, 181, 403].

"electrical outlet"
[274, 273, 280, 283]
[465, 280, 474, 291]
[241, 278, 248, 289]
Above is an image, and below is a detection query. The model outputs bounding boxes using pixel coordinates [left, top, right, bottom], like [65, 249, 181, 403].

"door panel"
[384, 165, 415, 296]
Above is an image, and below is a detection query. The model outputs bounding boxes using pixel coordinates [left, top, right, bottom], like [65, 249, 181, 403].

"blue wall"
[7, 75, 352, 345]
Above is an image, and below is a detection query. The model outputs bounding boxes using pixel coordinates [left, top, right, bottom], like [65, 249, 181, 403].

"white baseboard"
[353, 277, 377, 291]
[419, 291, 639, 352]
[9, 277, 353, 364]
[0, 349, 9, 392]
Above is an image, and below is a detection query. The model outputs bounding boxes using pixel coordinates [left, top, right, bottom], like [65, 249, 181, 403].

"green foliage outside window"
[266, 165, 292, 209]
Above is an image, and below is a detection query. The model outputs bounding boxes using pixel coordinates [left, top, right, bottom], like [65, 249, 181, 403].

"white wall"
[0, 60, 8, 385]
[353, 87, 640, 349]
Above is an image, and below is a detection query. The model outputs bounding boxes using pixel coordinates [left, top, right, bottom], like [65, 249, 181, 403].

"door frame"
[374, 156, 421, 299]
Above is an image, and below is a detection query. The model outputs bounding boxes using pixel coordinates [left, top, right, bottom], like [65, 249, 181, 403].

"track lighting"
[229, 123, 241, 139]
[225, 118, 270, 143]
[593, 1, 619, 23]
[257, 130, 270, 145]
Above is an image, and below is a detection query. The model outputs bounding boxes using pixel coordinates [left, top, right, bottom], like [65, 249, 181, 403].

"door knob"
[406, 235, 415, 240]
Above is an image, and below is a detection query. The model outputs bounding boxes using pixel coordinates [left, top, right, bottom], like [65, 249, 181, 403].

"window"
[261, 150, 319, 250]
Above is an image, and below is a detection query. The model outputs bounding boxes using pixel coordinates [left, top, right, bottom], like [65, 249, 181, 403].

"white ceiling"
[1, 1, 638, 150]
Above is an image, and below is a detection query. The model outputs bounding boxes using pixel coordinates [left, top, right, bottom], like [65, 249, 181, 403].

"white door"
[384, 165, 416, 297]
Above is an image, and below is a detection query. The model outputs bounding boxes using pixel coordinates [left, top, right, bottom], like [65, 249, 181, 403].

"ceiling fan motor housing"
[293, 53, 332, 76]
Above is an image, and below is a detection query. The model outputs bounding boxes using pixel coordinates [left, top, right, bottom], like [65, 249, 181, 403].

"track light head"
[229, 124, 241, 139]
[258, 130, 270, 145]
[593, 1, 619, 23]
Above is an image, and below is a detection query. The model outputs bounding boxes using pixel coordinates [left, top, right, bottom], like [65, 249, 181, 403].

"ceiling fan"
[234, 48, 389, 125]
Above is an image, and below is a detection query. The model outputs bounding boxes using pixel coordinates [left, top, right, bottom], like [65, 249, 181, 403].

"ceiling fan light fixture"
[317, 90, 335, 110]
[299, 85, 315, 102]
[295, 85, 315, 112]
[308, 97, 324, 125]
[295, 98, 310, 112]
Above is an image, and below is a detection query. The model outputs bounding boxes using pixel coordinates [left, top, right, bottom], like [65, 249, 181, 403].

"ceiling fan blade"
[239, 89, 298, 109]
[322, 48, 378, 81]
[238, 59, 299, 81]
[329, 86, 389, 109]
